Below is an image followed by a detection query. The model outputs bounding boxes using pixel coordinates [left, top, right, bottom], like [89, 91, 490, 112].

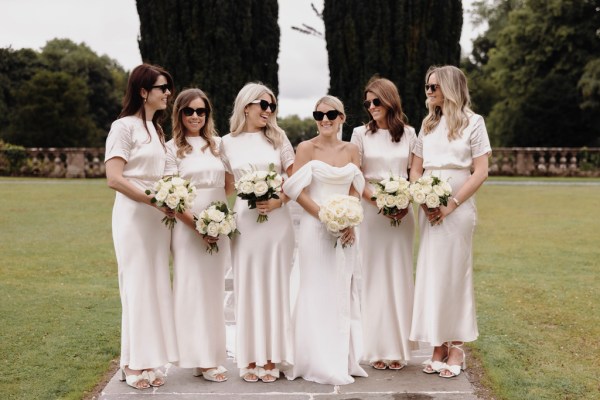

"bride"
[283, 95, 367, 385]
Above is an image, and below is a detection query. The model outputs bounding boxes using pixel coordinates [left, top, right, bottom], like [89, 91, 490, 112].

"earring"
[144, 97, 147, 103]
[244, 112, 248, 117]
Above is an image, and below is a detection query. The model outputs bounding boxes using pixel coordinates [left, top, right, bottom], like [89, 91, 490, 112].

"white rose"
[206, 221, 220, 237]
[227, 216, 237, 231]
[152, 181, 162, 191]
[195, 219, 207, 234]
[420, 176, 433, 186]
[433, 185, 446, 197]
[327, 220, 341, 233]
[384, 180, 400, 193]
[174, 186, 188, 199]
[239, 181, 254, 195]
[395, 193, 410, 209]
[239, 173, 252, 182]
[421, 184, 433, 194]
[218, 220, 232, 235]
[270, 174, 283, 189]
[207, 208, 225, 223]
[161, 181, 173, 191]
[165, 193, 180, 209]
[397, 179, 410, 190]
[412, 190, 426, 204]
[379, 178, 390, 186]
[255, 170, 268, 180]
[384, 194, 397, 208]
[376, 197, 386, 209]
[253, 180, 269, 196]
[171, 177, 185, 187]
[425, 193, 440, 208]
[442, 181, 452, 195]
[155, 188, 169, 203]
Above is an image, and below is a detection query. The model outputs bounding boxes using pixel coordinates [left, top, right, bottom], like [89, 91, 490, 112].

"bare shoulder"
[342, 141, 360, 155]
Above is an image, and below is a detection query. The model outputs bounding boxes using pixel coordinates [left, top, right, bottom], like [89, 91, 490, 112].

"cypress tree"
[323, 0, 462, 139]
[136, 0, 280, 135]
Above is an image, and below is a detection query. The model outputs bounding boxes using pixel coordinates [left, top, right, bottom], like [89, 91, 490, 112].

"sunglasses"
[425, 84, 440, 92]
[151, 84, 170, 93]
[182, 107, 208, 117]
[250, 99, 277, 112]
[363, 98, 382, 109]
[313, 110, 342, 121]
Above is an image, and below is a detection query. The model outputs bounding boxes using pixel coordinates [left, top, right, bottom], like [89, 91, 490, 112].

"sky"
[1, 0, 483, 118]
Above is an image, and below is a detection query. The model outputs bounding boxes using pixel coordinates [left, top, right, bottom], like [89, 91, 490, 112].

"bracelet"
[451, 197, 461, 207]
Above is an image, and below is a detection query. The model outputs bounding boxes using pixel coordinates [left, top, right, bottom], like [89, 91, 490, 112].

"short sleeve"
[280, 132, 295, 172]
[105, 119, 132, 163]
[164, 141, 178, 176]
[352, 167, 365, 195]
[470, 115, 492, 158]
[282, 162, 313, 201]
[350, 127, 365, 166]
[220, 136, 233, 174]
[406, 126, 417, 169]
[413, 128, 424, 158]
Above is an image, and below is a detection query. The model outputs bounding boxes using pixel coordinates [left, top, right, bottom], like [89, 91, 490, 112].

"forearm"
[296, 191, 320, 219]
[453, 168, 488, 204]
[107, 175, 152, 205]
[176, 210, 197, 230]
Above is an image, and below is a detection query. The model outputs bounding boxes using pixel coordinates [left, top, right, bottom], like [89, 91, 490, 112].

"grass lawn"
[0, 177, 598, 399]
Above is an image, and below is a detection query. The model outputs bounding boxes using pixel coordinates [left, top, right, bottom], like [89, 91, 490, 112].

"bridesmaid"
[105, 64, 178, 389]
[220, 82, 295, 383]
[351, 77, 417, 371]
[409, 65, 491, 378]
[165, 89, 228, 382]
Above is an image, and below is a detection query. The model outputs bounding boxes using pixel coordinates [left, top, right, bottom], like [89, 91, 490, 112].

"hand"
[422, 204, 443, 225]
[156, 204, 175, 218]
[202, 235, 219, 246]
[385, 207, 409, 223]
[256, 198, 282, 215]
[340, 227, 355, 247]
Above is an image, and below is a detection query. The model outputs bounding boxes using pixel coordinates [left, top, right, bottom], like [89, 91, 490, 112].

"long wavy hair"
[422, 65, 473, 140]
[229, 82, 284, 148]
[364, 77, 408, 143]
[119, 63, 174, 145]
[171, 88, 218, 158]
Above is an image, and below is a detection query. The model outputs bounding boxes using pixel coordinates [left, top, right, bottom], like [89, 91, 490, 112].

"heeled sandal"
[119, 369, 150, 390]
[439, 343, 466, 378]
[370, 360, 389, 370]
[388, 360, 406, 370]
[145, 369, 165, 387]
[193, 366, 228, 382]
[258, 366, 280, 383]
[239, 367, 259, 382]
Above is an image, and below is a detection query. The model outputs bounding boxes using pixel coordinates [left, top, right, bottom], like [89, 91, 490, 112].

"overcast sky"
[1, 0, 482, 118]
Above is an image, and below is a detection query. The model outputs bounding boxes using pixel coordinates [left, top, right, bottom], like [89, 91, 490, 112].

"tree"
[323, 0, 463, 139]
[484, 0, 600, 146]
[136, 0, 280, 135]
[277, 115, 317, 147]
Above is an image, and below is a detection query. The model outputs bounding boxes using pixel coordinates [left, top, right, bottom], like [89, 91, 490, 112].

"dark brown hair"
[364, 77, 409, 143]
[119, 63, 174, 145]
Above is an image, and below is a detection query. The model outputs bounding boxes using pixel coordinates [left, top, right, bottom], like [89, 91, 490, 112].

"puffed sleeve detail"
[105, 119, 132, 163]
[220, 135, 233, 174]
[280, 132, 295, 171]
[350, 126, 365, 166]
[469, 115, 492, 158]
[164, 140, 178, 176]
[352, 166, 365, 195]
[282, 162, 313, 201]
[413, 127, 424, 158]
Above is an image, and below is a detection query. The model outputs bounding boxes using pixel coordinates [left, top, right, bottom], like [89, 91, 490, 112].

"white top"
[351, 125, 417, 181]
[104, 115, 166, 183]
[164, 136, 225, 188]
[413, 114, 492, 170]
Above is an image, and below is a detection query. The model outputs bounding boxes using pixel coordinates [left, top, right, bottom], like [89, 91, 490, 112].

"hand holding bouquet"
[145, 175, 197, 229]
[194, 201, 240, 254]
[409, 175, 452, 225]
[318, 194, 364, 248]
[370, 175, 411, 226]
[235, 163, 284, 223]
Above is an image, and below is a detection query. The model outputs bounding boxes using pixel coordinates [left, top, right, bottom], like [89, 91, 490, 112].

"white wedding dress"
[283, 160, 368, 385]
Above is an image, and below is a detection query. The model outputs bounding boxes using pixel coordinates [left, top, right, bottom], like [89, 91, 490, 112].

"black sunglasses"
[250, 99, 277, 112]
[182, 107, 208, 117]
[425, 84, 440, 92]
[363, 98, 382, 109]
[151, 84, 170, 93]
[313, 110, 342, 121]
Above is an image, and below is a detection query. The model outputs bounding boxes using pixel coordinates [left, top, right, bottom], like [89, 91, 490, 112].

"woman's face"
[365, 91, 388, 127]
[426, 73, 444, 109]
[144, 75, 171, 114]
[315, 102, 343, 138]
[245, 93, 274, 132]
[181, 97, 207, 136]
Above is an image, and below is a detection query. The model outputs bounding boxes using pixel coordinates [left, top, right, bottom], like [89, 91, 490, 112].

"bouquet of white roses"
[145, 175, 197, 229]
[194, 201, 240, 254]
[370, 175, 412, 227]
[409, 175, 452, 210]
[318, 194, 364, 248]
[235, 163, 283, 223]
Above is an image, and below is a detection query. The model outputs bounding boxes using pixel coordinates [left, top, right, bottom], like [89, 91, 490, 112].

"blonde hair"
[229, 82, 284, 148]
[422, 65, 473, 140]
[364, 77, 408, 142]
[315, 95, 346, 118]
[171, 88, 218, 158]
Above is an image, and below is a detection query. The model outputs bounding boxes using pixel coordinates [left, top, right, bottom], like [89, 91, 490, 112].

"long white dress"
[164, 136, 228, 369]
[351, 126, 418, 364]
[220, 131, 295, 368]
[104, 115, 178, 370]
[283, 160, 368, 385]
[409, 114, 491, 346]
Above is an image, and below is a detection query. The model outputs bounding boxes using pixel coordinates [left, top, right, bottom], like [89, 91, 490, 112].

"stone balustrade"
[1, 146, 599, 178]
